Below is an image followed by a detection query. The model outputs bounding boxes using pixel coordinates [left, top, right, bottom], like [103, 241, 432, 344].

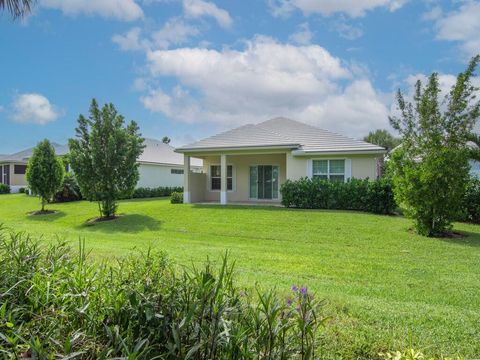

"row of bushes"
[0, 183, 10, 194]
[280, 177, 396, 215]
[132, 186, 183, 199]
[0, 229, 325, 358]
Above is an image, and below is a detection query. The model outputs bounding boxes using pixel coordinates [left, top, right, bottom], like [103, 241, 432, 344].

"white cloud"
[11, 93, 61, 125]
[269, 0, 407, 18]
[40, 0, 144, 21]
[432, 1, 480, 57]
[182, 0, 232, 28]
[142, 36, 390, 136]
[330, 17, 364, 40]
[289, 23, 313, 45]
[113, 18, 199, 51]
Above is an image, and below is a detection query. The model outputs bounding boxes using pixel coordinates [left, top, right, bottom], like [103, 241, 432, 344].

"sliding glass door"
[250, 165, 279, 200]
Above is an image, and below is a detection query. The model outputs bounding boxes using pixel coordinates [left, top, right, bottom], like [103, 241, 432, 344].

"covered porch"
[183, 152, 288, 204]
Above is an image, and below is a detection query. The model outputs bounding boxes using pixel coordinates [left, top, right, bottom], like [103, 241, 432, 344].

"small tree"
[162, 136, 171, 144]
[363, 129, 401, 152]
[69, 99, 145, 219]
[389, 55, 480, 236]
[26, 139, 65, 212]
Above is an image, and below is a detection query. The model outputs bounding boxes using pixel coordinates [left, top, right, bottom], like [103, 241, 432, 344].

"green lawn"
[1, 194, 479, 358]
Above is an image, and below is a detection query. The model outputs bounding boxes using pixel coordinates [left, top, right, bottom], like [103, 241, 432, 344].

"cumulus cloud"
[432, 1, 480, 57]
[269, 0, 408, 18]
[11, 93, 61, 125]
[40, 0, 144, 21]
[289, 23, 313, 45]
[182, 0, 232, 28]
[141, 36, 391, 136]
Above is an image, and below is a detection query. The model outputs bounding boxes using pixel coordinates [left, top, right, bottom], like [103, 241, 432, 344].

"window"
[312, 159, 345, 182]
[14, 165, 27, 175]
[211, 165, 233, 191]
[171, 169, 184, 175]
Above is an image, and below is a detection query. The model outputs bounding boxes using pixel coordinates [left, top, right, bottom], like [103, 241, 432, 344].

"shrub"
[170, 191, 183, 204]
[132, 186, 183, 199]
[280, 177, 396, 215]
[18, 187, 26, 194]
[0, 183, 10, 194]
[462, 177, 480, 223]
[53, 173, 82, 203]
[0, 229, 326, 358]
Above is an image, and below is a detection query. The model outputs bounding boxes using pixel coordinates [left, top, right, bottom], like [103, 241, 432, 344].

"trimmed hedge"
[132, 186, 183, 199]
[462, 177, 480, 223]
[0, 183, 10, 194]
[280, 177, 396, 215]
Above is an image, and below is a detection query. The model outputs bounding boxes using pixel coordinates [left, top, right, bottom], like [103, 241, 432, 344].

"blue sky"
[0, 0, 479, 153]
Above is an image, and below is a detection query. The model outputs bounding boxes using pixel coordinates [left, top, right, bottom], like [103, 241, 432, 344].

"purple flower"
[287, 298, 293, 305]
[23, 255, 30, 261]
[291, 285, 298, 292]
[300, 287, 307, 294]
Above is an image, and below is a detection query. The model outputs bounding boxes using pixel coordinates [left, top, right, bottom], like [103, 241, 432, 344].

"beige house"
[176, 118, 385, 204]
[0, 139, 202, 193]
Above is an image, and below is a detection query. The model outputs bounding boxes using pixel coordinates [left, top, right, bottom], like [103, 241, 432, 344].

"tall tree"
[0, 0, 34, 18]
[162, 136, 171, 145]
[26, 139, 65, 213]
[389, 55, 480, 236]
[69, 99, 145, 219]
[363, 129, 401, 151]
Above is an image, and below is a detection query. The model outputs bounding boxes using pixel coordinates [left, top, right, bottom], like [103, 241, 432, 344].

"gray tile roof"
[176, 117, 385, 154]
[0, 138, 202, 167]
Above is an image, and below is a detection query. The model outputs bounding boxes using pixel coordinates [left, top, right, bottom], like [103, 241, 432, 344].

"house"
[175, 117, 385, 204]
[0, 138, 202, 192]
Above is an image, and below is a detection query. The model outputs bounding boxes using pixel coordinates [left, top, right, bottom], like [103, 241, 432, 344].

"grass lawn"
[1, 194, 479, 358]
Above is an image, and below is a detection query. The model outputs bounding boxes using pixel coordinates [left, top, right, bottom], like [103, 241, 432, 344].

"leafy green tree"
[363, 129, 401, 151]
[0, 0, 34, 18]
[26, 139, 65, 212]
[466, 132, 480, 162]
[162, 136, 171, 144]
[389, 55, 480, 236]
[69, 99, 145, 219]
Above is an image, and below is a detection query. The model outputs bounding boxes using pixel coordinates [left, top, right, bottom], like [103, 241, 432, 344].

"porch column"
[220, 154, 227, 205]
[183, 155, 191, 204]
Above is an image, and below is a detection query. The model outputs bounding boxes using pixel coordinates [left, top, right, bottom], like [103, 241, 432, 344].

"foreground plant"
[389, 55, 480, 236]
[0, 228, 326, 359]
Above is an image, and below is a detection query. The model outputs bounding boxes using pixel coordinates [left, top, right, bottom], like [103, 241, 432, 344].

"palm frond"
[0, 0, 35, 19]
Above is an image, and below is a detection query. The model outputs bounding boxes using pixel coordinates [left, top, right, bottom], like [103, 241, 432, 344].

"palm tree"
[0, 0, 35, 19]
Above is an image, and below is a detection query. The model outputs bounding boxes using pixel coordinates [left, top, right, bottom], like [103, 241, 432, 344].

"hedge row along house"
[176, 117, 386, 204]
[0, 138, 202, 193]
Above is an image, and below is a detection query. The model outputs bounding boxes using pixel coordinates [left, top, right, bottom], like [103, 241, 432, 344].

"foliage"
[0, 184, 10, 194]
[53, 173, 82, 203]
[280, 177, 396, 214]
[0, 0, 34, 18]
[379, 349, 464, 360]
[18, 187, 25, 194]
[132, 186, 182, 199]
[69, 99, 145, 219]
[170, 191, 183, 204]
[363, 129, 401, 151]
[0, 229, 326, 359]
[25, 139, 65, 212]
[461, 176, 480, 223]
[389, 55, 480, 236]
[466, 132, 480, 162]
[162, 136, 171, 144]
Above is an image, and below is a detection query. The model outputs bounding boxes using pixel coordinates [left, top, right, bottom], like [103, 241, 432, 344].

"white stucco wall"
[137, 163, 187, 188]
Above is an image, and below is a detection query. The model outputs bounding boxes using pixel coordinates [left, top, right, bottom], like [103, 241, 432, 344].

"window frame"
[170, 168, 184, 175]
[209, 164, 234, 192]
[311, 159, 347, 182]
[14, 164, 27, 175]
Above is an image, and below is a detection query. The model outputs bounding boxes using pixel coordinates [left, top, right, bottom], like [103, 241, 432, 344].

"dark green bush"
[462, 177, 480, 223]
[281, 177, 396, 215]
[18, 187, 26, 194]
[0, 183, 10, 194]
[132, 186, 183, 199]
[170, 191, 183, 204]
[0, 229, 326, 358]
[53, 173, 82, 203]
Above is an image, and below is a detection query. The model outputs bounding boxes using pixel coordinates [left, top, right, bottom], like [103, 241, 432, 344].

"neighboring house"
[175, 117, 385, 204]
[0, 138, 202, 193]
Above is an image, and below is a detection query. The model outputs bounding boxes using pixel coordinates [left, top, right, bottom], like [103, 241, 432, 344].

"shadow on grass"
[78, 214, 162, 233]
[26, 210, 67, 222]
[437, 229, 480, 247]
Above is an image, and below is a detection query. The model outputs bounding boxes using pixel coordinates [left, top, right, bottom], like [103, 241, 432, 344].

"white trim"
[220, 191, 227, 205]
[207, 163, 236, 192]
[310, 158, 348, 183]
[306, 159, 313, 178]
[345, 158, 352, 181]
[176, 144, 299, 153]
[248, 164, 281, 201]
[183, 191, 191, 204]
[292, 149, 386, 156]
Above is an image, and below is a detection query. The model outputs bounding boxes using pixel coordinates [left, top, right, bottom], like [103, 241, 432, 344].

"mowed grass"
[1, 194, 480, 358]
